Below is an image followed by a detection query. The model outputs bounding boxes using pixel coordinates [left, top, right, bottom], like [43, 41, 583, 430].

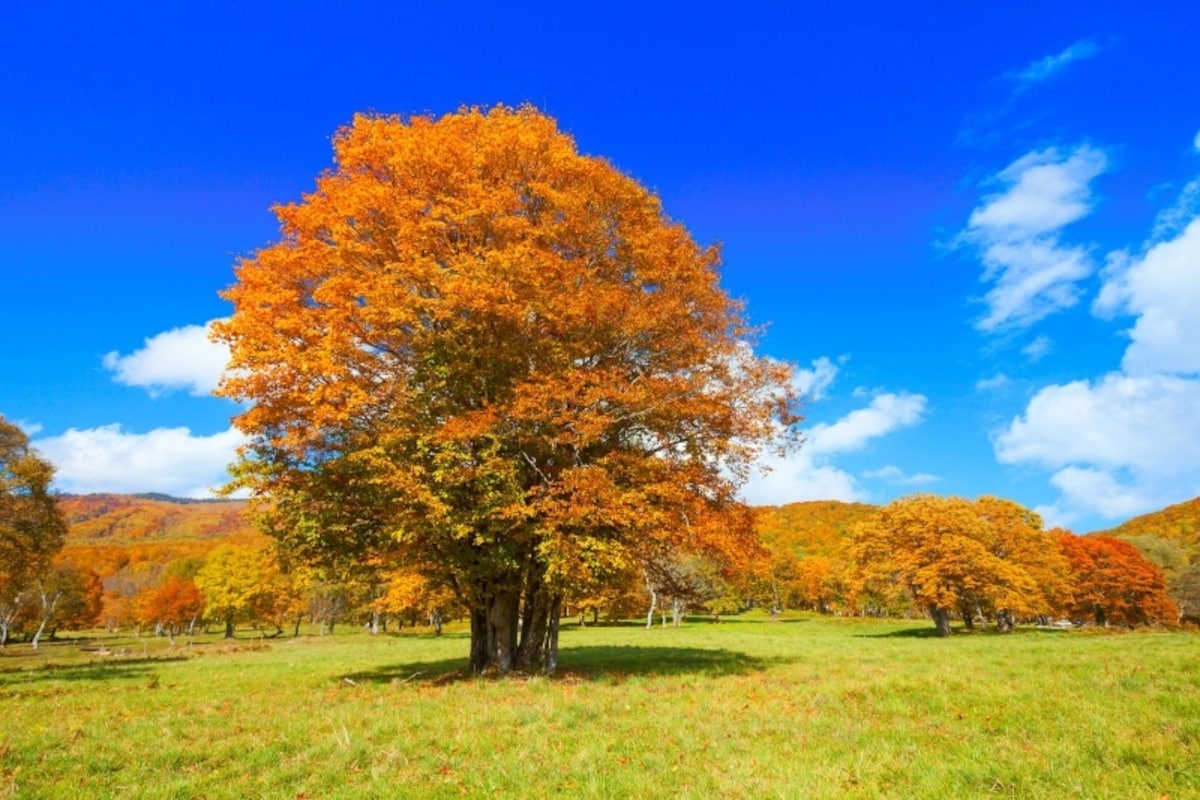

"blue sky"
[3, 3, 1199, 532]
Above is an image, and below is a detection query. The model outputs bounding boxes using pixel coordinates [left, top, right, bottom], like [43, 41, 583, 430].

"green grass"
[2, 615, 1198, 798]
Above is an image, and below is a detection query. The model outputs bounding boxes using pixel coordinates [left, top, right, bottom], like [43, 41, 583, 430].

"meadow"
[2, 615, 1197, 799]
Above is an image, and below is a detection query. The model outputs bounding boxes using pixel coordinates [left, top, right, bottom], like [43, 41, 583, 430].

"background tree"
[0, 415, 67, 646]
[194, 543, 271, 638]
[1056, 532, 1177, 627]
[28, 563, 103, 647]
[136, 575, 206, 643]
[215, 106, 798, 673]
[852, 494, 1067, 636]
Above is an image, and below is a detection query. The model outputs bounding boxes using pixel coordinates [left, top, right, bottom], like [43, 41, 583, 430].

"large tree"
[215, 106, 798, 673]
[0, 415, 67, 646]
[852, 494, 1068, 636]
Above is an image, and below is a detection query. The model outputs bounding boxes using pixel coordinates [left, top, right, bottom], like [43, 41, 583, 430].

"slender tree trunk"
[469, 607, 489, 673]
[224, 617, 235, 639]
[959, 601, 974, 630]
[646, 586, 658, 630]
[930, 606, 952, 637]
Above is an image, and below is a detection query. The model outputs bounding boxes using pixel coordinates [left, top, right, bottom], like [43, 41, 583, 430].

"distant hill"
[754, 499, 879, 558]
[55, 494, 260, 581]
[1091, 496, 1200, 551]
[1089, 496, 1200, 580]
[59, 493, 254, 544]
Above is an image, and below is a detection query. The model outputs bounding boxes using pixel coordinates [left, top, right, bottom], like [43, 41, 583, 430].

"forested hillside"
[1091, 496, 1200, 620]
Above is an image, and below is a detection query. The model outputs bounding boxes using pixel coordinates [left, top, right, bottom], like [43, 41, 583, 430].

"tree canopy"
[215, 106, 799, 672]
[852, 494, 1069, 636]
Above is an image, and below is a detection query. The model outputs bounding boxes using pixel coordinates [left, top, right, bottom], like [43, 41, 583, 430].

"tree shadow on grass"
[0, 656, 185, 686]
[340, 644, 791, 686]
[852, 626, 945, 639]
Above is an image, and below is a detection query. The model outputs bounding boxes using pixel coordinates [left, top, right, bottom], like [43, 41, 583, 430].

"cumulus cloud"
[995, 373, 1200, 526]
[742, 388, 929, 505]
[1095, 218, 1200, 376]
[103, 320, 231, 397]
[35, 424, 247, 498]
[962, 146, 1107, 331]
[1010, 40, 1101, 88]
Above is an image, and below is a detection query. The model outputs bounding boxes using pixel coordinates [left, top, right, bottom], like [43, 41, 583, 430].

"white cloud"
[963, 146, 1107, 331]
[12, 419, 43, 436]
[1194, 130, 1200, 153]
[1036, 467, 1166, 529]
[806, 392, 928, 457]
[975, 374, 1011, 392]
[35, 424, 247, 498]
[1022, 334, 1052, 363]
[742, 449, 863, 505]
[1011, 40, 1101, 87]
[792, 356, 839, 402]
[862, 465, 939, 486]
[995, 373, 1200, 525]
[103, 319, 231, 397]
[742, 390, 928, 506]
[1095, 218, 1200, 376]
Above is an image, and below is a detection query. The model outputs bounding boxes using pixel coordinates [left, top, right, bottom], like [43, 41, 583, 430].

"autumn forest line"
[5, 488, 1194, 650]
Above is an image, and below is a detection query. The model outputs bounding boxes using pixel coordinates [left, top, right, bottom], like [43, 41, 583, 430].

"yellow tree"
[852, 494, 1066, 636]
[194, 543, 272, 638]
[214, 106, 799, 673]
[1, 415, 67, 647]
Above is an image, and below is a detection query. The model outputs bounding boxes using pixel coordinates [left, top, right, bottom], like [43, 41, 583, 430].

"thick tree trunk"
[996, 609, 1015, 633]
[469, 586, 561, 674]
[224, 617, 235, 639]
[930, 606, 952, 637]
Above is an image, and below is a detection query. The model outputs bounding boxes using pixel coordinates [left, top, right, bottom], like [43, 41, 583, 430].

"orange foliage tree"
[852, 495, 1069, 636]
[135, 575, 205, 642]
[214, 106, 799, 673]
[1056, 532, 1177, 627]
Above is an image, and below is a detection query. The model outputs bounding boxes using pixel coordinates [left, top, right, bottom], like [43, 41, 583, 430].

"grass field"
[2, 615, 1197, 798]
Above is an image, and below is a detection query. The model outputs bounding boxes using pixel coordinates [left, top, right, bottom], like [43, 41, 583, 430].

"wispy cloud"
[862, 465, 939, 486]
[104, 319, 231, 397]
[743, 387, 929, 506]
[1022, 335, 1052, 363]
[1010, 39, 1101, 88]
[960, 145, 1107, 331]
[975, 374, 1010, 392]
[792, 356, 840, 402]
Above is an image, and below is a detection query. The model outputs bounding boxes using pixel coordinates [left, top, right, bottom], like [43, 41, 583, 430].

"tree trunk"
[469, 608, 489, 673]
[996, 609, 1015, 633]
[645, 586, 658, 630]
[224, 617, 235, 639]
[959, 601, 974, 630]
[930, 606, 952, 637]
[671, 597, 684, 628]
